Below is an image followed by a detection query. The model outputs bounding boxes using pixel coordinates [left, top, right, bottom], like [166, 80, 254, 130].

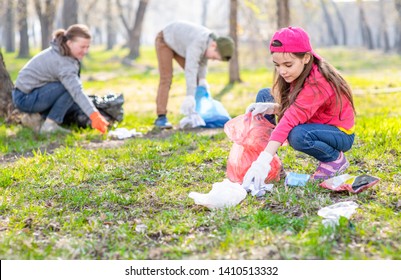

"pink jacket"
[270, 64, 355, 144]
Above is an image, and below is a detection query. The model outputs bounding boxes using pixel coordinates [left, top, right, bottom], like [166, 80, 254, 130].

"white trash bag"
[179, 112, 206, 129]
[188, 179, 247, 210]
[108, 128, 143, 139]
[318, 201, 359, 227]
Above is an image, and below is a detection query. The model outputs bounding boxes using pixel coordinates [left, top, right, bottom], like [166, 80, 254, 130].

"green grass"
[0, 46, 400, 260]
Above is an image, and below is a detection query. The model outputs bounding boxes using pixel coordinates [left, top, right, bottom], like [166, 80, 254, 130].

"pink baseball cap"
[269, 26, 321, 60]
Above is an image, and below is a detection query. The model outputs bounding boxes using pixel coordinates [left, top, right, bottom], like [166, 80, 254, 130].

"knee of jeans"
[256, 88, 274, 103]
[288, 127, 312, 151]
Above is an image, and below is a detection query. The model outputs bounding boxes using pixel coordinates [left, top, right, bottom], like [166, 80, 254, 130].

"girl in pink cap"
[242, 26, 355, 190]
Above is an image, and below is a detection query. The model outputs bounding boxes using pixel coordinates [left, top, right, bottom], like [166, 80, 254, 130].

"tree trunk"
[357, 0, 374, 50]
[0, 50, 14, 119]
[320, 0, 338, 45]
[201, 0, 209, 26]
[330, 0, 347, 45]
[393, 0, 401, 53]
[106, 0, 117, 50]
[5, 0, 16, 52]
[229, 0, 241, 84]
[34, 0, 58, 50]
[62, 0, 78, 28]
[378, 0, 390, 52]
[276, 0, 290, 29]
[127, 0, 149, 59]
[17, 0, 30, 58]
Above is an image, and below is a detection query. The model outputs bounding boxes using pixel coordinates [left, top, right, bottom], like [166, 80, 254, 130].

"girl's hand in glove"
[246, 102, 276, 116]
[242, 151, 273, 191]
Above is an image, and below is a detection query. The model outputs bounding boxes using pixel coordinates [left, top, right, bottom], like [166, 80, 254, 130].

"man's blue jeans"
[255, 88, 355, 162]
[12, 82, 74, 124]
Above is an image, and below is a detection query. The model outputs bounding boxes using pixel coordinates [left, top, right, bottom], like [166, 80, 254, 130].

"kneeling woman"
[12, 24, 108, 134]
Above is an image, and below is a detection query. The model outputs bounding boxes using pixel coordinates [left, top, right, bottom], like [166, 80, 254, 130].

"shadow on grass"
[214, 83, 235, 101]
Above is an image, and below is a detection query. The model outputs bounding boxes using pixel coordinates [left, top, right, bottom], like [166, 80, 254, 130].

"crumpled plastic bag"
[89, 93, 124, 122]
[285, 172, 310, 187]
[179, 112, 206, 129]
[243, 183, 274, 197]
[188, 179, 247, 209]
[195, 86, 231, 128]
[108, 128, 143, 140]
[320, 174, 380, 193]
[64, 93, 124, 127]
[318, 201, 359, 227]
[224, 112, 282, 183]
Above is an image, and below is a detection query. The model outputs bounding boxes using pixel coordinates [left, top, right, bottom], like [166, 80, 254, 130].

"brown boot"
[21, 113, 43, 133]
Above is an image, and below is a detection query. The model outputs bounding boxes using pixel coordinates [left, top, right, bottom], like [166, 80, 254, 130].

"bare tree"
[330, 0, 347, 45]
[82, 0, 99, 25]
[229, 0, 241, 84]
[276, 0, 290, 28]
[62, 0, 78, 28]
[80, 0, 101, 44]
[393, 0, 401, 53]
[34, 0, 59, 50]
[378, 0, 390, 52]
[117, 0, 149, 60]
[17, 0, 30, 58]
[106, 0, 117, 50]
[5, 0, 16, 52]
[357, 0, 373, 49]
[320, 0, 338, 45]
[201, 0, 209, 26]
[0, 49, 14, 119]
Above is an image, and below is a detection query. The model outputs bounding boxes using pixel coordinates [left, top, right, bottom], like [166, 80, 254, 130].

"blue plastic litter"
[285, 172, 310, 187]
[195, 86, 231, 128]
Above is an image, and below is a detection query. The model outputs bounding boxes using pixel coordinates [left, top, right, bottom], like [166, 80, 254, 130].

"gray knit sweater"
[15, 41, 96, 117]
[162, 21, 213, 96]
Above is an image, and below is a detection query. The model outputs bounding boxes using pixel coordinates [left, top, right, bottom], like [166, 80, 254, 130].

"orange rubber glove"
[90, 111, 109, 134]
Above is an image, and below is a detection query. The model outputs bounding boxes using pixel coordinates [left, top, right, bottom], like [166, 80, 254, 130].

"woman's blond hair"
[53, 24, 91, 56]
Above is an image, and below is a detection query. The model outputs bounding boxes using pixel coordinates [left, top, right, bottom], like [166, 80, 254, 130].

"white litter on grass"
[135, 224, 148, 233]
[318, 201, 359, 227]
[189, 179, 247, 210]
[108, 128, 143, 139]
[243, 183, 274, 197]
[179, 113, 206, 129]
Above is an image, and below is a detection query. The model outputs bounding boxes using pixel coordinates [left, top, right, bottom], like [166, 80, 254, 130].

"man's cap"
[215, 36, 234, 61]
[269, 26, 321, 60]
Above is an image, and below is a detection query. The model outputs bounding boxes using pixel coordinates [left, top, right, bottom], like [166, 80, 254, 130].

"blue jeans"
[12, 82, 75, 124]
[255, 88, 276, 125]
[255, 87, 355, 162]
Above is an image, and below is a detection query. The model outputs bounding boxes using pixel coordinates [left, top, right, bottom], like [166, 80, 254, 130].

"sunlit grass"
[0, 46, 400, 260]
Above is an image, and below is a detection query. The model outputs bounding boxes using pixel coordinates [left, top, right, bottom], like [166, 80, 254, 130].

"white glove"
[246, 102, 276, 116]
[198, 79, 209, 91]
[181, 95, 196, 116]
[242, 151, 273, 191]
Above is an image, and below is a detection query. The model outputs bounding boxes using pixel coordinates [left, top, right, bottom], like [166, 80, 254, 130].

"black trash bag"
[89, 93, 124, 122]
[63, 93, 124, 128]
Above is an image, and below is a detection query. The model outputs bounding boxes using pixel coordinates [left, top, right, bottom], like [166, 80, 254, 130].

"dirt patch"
[143, 126, 224, 139]
[0, 127, 225, 165]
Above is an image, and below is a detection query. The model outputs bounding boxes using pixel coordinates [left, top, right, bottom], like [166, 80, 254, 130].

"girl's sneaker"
[311, 152, 349, 180]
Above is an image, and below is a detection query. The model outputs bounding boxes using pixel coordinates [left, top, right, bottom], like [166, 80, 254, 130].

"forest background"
[0, 0, 401, 261]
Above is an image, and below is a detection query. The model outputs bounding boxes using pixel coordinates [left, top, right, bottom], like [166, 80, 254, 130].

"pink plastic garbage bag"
[224, 112, 282, 184]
